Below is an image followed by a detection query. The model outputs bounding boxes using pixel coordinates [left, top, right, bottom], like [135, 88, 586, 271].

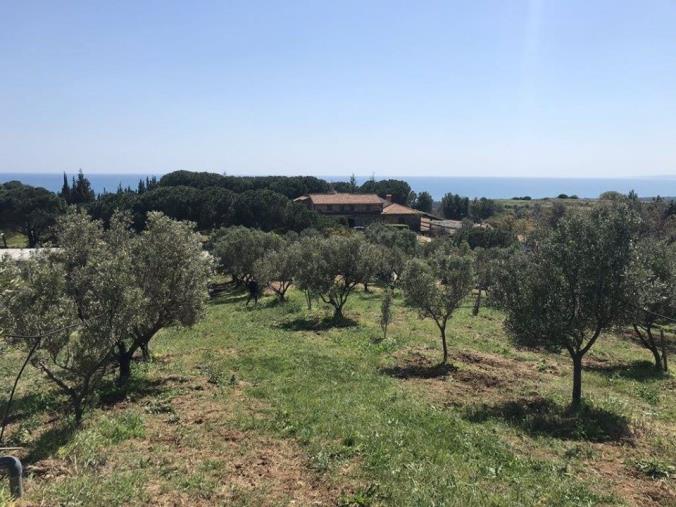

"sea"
[1, 172, 675, 201]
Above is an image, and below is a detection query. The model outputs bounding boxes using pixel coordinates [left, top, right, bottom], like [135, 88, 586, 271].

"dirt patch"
[136, 380, 346, 505]
[585, 444, 675, 507]
[584, 355, 613, 370]
[381, 348, 548, 417]
[380, 351, 455, 379]
[456, 350, 540, 378]
[222, 435, 334, 505]
[19, 375, 351, 506]
[386, 347, 539, 399]
[136, 432, 338, 506]
[503, 433, 674, 507]
[452, 369, 505, 389]
[456, 351, 513, 368]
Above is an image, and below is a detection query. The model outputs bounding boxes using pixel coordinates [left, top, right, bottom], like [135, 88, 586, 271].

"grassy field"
[0, 231, 28, 248]
[0, 285, 674, 506]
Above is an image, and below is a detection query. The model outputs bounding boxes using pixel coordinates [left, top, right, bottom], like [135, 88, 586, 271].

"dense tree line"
[1, 171, 439, 240]
[60, 170, 95, 205]
[158, 170, 332, 198]
[89, 185, 328, 232]
[1, 172, 335, 236]
[441, 193, 470, 219]
[440, 193, 500, 221]
[357, 178, 415, 205]
[327, 175, 416, 205]
[412, 191, 434, 213]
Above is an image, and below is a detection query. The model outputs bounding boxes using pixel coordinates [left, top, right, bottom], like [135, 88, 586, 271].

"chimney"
[385, 194, 393, 202]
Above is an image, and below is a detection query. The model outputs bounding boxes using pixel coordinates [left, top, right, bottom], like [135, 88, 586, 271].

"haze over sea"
[1, 173, 675, 201]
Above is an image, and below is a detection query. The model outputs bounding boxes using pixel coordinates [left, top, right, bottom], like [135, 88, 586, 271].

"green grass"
[0, 286, 674, 505]
[0, 230, 28, 248]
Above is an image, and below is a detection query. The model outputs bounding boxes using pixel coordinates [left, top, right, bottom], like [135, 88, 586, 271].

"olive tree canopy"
[494, 203, 638, 408]
[115, 211, 212, 384]
[401, 254, 473, 364]
[2, 210, 141, 422]
[253, 246, 296, 302]
[211, 226, 284, 284]
[294, 235, 370, 319]
[626, 240, 674, 371]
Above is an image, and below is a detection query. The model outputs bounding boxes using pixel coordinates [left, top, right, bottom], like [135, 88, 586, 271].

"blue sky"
[1, 0, 676, 177]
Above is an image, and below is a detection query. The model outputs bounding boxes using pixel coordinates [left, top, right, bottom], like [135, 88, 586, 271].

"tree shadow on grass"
[208, 281, 236, 297]
[97, 375, 174, 407]
[358, 290, 382, 301]
[21, 375, 184, 464]
[463, 396, 633, 443]
[18, 373, 187, 466]
[209, 286, 248, 306]
[278, 316, 358, 332]
[2, 391, 62, 426]
[212, 293, 249, 306]
[585, 359, 667, 382]
[24, 423, 77, 465]
[380, 362, 456, 379]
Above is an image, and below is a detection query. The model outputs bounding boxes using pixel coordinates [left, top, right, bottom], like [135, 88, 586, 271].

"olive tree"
[627, 240, 674, 371]
[4, 211, 140, 422]
[0, 259, 28, 439]
[380, 288, 394, 341]
[400, 254, 473, 364]
[494, 203, 637, 409]
[358, 240, 382, 293]
[253, 246, 296, 302]
[211, 226, 284, 285]
[295, 235, 369, 320]
[0, 260, 20, 334]
[365, 223, 417, 285]
[377, 245, 408, 287]
[472, 248, 490, 316]
[291, 237, 323, 310]
[365, 223, 418, 256]
[115, 212, 212, 385]
[471, 247, 513, 316]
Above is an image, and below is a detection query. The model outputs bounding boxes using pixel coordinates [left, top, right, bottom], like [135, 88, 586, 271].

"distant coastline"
[1, 172, 675, 200]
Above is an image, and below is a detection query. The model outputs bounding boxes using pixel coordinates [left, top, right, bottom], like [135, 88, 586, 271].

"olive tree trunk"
[472, 289, 482, 316]
[571, 353, 583, 410]
[633, 325, 666, 372]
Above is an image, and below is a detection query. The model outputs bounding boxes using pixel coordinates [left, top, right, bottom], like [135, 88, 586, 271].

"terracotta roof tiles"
[381, 202, 422, 215]
[303, 193, 384, 205]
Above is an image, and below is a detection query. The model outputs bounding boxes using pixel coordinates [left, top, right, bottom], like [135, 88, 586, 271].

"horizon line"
[1, 171, 676, 181]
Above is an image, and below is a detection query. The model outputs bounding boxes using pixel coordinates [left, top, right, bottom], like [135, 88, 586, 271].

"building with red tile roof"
[294, 193, 438, 231]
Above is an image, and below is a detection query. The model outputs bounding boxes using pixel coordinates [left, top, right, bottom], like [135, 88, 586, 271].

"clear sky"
[2, 0, 676, 178]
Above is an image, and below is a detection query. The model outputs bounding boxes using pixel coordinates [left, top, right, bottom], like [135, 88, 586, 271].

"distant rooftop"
[296, 193, 384, 205]
[381, 202, 422, 215]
